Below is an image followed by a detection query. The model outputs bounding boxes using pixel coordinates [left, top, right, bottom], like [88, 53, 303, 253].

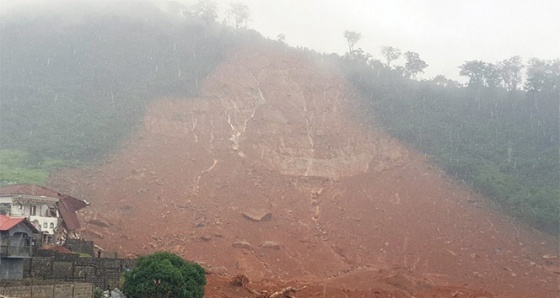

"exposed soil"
[49, 43, 559, 297]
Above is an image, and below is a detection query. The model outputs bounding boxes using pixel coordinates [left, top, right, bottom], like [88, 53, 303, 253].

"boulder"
[261, 241, 280, 250]
[242, 209, 272, 221]
[232, 241, 252, 249]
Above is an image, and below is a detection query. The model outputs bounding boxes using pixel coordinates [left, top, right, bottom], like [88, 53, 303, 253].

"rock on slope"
[50, 43, 559, 298]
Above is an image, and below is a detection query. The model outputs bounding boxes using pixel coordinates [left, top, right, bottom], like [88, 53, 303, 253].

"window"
[0, 203, 10, 215]
[49, 222, 54, 229]
[43, 222, 47, 229]
[31, 205, 37, 216]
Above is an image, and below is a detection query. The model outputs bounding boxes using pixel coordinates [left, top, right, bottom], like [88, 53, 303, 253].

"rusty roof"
[0, 184, 89, 231]
[0, 184, 61, 198]
[58, 195, 89, 230]
[0, 214, 40, 233]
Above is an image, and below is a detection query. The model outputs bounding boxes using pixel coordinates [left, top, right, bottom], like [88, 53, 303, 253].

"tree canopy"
[403, 51, 428, 79]
[330, 49, 559, 233]
[122, 252, 206, 298]
[498, 56, 524, 91]
[189, 0, 218, 23]
[226, 3, 250, 29]
[343, 30, 362, 53]
[380, 46, 401, 67]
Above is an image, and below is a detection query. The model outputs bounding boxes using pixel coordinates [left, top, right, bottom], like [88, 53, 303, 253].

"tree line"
[334, 30, 559, 232]
[0, 0, 258, 185]
[1, 2, 557, 233]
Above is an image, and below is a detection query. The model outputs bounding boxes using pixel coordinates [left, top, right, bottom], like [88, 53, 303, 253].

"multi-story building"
[0, 184, 89, 244]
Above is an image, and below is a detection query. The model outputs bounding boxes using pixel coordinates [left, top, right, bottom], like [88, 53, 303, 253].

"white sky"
[2, 0, 559, 80]
[219, 0, 560, 80]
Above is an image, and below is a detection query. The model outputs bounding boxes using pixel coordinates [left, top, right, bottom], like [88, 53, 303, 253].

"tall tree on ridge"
[343, 30, 362, 53]
[381, 46, 401, 67]
[227, 3, 250, 29]
[403, 51, 428, 79]
[498, 56, 524, 91]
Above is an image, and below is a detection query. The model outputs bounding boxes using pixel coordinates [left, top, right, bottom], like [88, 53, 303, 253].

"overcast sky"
[219, 0, 560, 80]
[2, 0, 559, 80]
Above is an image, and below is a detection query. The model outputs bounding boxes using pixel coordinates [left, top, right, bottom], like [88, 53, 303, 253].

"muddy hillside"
[50, 44, 559, 298]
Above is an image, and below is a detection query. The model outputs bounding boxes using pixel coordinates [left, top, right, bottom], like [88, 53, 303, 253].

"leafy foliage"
[333, 53, 559, 232]
[0, 3, 255, 164]
[343, 30, 362, 53]
[93, 287, 104, 298]
[122, 252, 206, 298]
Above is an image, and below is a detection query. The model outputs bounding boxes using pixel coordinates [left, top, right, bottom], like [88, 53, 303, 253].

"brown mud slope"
[50, 44, 559, 297]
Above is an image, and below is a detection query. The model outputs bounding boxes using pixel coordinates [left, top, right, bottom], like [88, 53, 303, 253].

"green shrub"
[93, 287, 104, 298]
[122, 252, 206, 298]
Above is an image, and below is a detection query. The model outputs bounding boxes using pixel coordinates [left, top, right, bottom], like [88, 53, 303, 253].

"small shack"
[0, 215, 39, 280]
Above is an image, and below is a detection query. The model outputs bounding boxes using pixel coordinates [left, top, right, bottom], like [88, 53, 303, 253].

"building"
[0, 184, 89, 244]
[0, 215, 39, 280]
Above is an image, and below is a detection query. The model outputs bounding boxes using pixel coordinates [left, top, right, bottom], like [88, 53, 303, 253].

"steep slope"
[49, 44, 559, 297]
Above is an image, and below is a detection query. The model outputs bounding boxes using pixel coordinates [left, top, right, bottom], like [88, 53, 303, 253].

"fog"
[3, 0, 559, 80]
[0, 1, 558, 296]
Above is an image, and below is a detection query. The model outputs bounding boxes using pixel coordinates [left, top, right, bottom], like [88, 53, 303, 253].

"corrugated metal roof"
[0, 184, 89, 231]
[0, 184, 61, 198]
[0, 214, 39, 233]
[58, 196, 88, 230]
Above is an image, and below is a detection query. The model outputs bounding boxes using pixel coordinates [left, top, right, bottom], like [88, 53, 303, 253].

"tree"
[122, 252, 206, 298]
[498, 56, 523, 91]
[403, 51, 428, 79]
[226, 3, 250, 29]
[343, 30, 362, 53]
[459, 60, 504, 88]
[430, 75, 461, 88]
[459, 60, 487, 87]
[483, 63, 501, 88]
[190, 0, 218, 23]
[525, 58, 560, 95]
[380, 46, 401, 67]
[345, 47, 371, 64]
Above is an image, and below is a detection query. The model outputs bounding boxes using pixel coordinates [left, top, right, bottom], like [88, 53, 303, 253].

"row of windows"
[42, 222, 55, 229]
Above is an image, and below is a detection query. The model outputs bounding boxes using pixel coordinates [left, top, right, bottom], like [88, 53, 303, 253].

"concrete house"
[0, 215, 39, 280]
[0, 184, 89, 244]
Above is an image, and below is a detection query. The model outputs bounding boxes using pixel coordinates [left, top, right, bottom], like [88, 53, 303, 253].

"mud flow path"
[50, 44, 559, 297]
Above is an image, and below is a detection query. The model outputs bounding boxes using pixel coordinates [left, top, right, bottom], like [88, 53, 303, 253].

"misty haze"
[0, 1, 558, 297]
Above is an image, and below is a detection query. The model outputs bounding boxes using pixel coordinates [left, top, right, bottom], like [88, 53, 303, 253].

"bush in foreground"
[122, 252, 206, 298]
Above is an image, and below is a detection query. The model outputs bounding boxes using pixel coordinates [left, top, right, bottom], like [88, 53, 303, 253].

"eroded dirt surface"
[50, 44, 559, 297]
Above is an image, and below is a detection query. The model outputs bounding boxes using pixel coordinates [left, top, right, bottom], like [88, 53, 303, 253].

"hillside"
[49, 44, 559, 297]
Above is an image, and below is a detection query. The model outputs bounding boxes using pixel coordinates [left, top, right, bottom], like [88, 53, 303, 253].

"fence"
[23, 254, 136, 290]
[0, 282, 92, 298]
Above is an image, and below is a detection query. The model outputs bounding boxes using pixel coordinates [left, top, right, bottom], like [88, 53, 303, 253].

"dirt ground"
[49, 44, 559, 297]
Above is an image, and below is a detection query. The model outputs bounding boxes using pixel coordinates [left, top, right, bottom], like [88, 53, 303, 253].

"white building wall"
[0, 196, 60, 235]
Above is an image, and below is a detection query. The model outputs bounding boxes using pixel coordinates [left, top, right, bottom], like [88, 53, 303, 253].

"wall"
[0, 258, 24, 280]
[65, 239, 94, 257]
[23, 254, 136, 290]
[0, 282, 92, 298]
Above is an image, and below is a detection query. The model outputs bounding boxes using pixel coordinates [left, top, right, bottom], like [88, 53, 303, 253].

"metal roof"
[0, 184, 89, 231]
[0, 214, 40, 233]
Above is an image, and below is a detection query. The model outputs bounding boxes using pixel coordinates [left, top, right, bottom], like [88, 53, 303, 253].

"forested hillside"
[333, 51, 559, 232]
[1, 2, 558, 232]
[0, 2, 257, 184]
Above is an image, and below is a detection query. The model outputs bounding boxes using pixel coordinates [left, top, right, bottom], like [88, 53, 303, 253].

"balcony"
[0, 244, 32, 258]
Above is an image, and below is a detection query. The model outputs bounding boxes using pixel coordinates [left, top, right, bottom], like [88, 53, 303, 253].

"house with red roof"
[0, 215, 39, 280]
[0, 184, 89, 245]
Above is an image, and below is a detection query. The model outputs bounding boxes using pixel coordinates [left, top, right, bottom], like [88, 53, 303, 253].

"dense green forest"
[1, 2, 558, 232]
[0, 2, 257, 184]
[332, 47, 559, 232]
